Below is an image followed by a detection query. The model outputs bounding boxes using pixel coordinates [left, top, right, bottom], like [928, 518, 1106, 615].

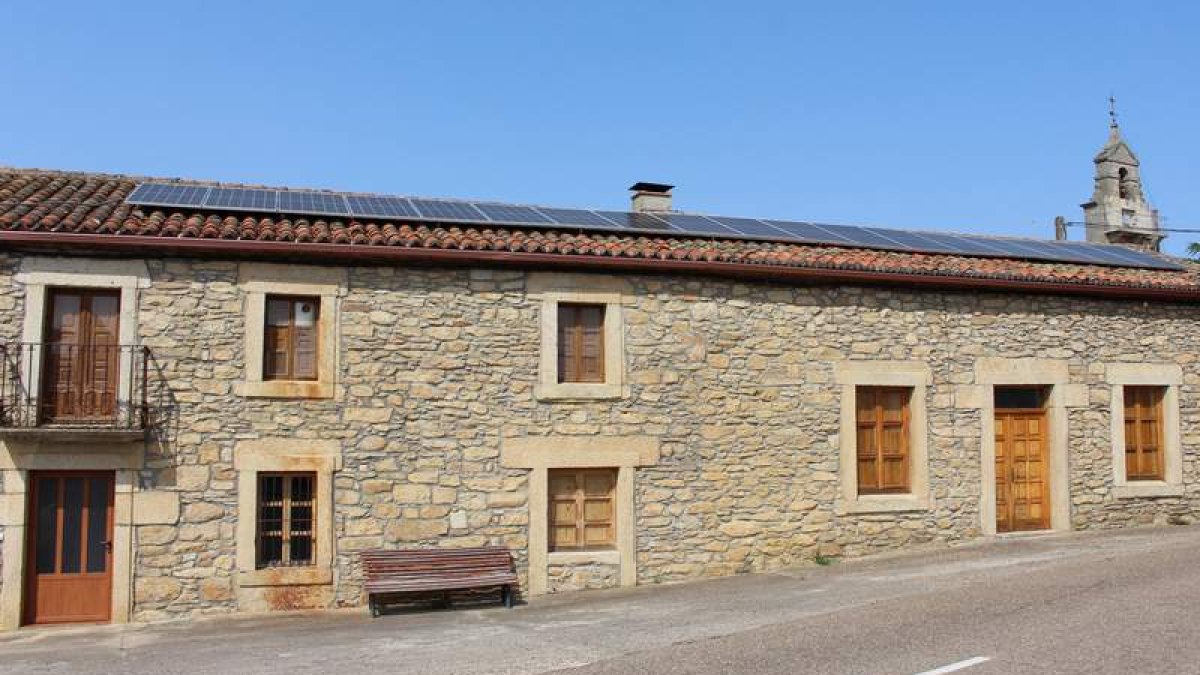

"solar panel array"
[125, 182, 1183, 271]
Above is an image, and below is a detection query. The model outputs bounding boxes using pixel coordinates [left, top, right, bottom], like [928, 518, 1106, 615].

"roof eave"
[2, 231, 1197, 302]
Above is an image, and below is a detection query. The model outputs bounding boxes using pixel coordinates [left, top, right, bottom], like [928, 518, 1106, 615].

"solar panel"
[866, 229, 971, 254]
[473, 203, 553, 225]
[346, 195, 419, 219]
[710, 217, 788, 239]
[277, 191, 349, 217]
[991, 239, 1089, 263]
[537, 208, 623, 230]
[594, 211, 674, 231]
[1073, 242, 1159, 267]
[655, 214, 738, 236]
[124, 182, 1183, 271]
[126, 183, 209, 208]
[913, 232, 1015, 257]
[205, 187, 278, 211]
[831, 225, 919, 249]
[410, 199, 489, 223]
[766, 221, 861, 245]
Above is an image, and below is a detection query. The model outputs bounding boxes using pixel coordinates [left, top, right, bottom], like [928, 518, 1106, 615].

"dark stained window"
[557, 303, 605, 383]
[264, 296, 320, 381]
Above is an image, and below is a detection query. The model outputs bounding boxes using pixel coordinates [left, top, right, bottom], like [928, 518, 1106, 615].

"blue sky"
[3, 2, 1198, 253]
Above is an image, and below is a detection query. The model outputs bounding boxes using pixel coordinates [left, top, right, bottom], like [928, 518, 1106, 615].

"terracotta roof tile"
[2, 167, 1199, 295]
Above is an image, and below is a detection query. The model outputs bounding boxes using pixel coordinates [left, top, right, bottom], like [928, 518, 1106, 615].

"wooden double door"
[994, 395, 1051, 532]
[24, 471, 115, 625]
[41, 288, 121, 423]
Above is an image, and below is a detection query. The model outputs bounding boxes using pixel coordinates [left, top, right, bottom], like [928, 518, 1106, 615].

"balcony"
[0, 343, 163, 442]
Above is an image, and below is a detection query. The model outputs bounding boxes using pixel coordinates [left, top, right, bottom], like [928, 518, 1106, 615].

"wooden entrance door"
[24, 471, 115, 625]
[41, 289, 121, 423]
[994, 408, 1051, 532]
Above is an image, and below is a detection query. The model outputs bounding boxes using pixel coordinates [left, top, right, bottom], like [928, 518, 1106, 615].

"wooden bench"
[361, 547, 518, 617]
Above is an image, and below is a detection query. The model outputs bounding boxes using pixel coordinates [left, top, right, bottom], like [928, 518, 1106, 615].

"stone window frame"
[234, 263, 342, 400]
[962, 358, 1082, 536]
[834, 361, 932, 514]
[1105, 363, 1184, 499]
[13, 257, 150, 418]
[530, 273, 627, 402]
[501, 436, 659, 596]
[234, 439, 340, 590]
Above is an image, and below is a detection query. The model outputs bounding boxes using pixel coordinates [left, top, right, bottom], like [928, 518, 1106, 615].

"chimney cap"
[628, 182, 674, 194]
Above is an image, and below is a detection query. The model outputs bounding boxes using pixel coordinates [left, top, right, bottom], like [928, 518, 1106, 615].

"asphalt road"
[2, 525, 1199, 674]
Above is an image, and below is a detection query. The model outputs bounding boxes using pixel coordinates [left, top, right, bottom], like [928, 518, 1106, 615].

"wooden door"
[24, 471, 115, 625]
[995, 410, 1050, 532]
[41, 289, 120, 422]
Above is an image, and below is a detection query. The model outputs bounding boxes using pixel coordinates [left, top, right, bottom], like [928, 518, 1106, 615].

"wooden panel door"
[41, 289, 120, 422]
[995, 411, 1050, 532]
[24, 471, 115, 625]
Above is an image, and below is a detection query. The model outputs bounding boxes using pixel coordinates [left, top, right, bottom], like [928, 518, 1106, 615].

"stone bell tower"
[1081, 99, 1164, 251]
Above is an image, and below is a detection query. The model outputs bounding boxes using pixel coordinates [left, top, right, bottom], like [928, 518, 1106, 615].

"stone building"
[1, 126, 1198, 629]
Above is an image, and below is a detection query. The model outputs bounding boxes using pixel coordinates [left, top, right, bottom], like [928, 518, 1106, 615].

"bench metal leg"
[369, 596, 380, 618]
[502, 585, 514, 608]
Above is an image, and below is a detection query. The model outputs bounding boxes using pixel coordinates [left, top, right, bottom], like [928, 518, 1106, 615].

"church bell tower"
[1081, 99, 1164, 251]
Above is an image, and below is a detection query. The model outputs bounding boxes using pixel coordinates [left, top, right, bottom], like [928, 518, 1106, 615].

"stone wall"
[0, 252, 19, 599]
[547, 560, 621, 593]
[1, 252, 1199, 624]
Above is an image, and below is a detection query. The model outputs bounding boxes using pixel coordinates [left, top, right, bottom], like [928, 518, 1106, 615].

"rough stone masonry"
[0, 252, 1197, 625]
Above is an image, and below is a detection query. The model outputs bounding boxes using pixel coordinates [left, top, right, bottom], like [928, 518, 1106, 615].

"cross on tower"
[1108, 95, 1119, 129]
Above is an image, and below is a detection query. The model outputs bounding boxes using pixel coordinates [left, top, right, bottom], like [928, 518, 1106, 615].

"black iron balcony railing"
[0, 342, 161, 432]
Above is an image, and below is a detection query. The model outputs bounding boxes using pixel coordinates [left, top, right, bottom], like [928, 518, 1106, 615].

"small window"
[994, 387, 1047, 410]
[548, 468, 616, 551]
[1124, 386, 1165, 481]
[856, 387, 911, 494]
[557, 303, 605, 383]
[257, 472, 316, 568]
[264, 296, 320, 381]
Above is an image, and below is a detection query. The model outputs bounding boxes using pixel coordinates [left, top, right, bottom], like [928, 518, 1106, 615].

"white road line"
[913, 656, 992, 675]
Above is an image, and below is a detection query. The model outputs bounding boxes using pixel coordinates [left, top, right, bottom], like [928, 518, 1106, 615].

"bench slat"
[361, 547, 518, 613]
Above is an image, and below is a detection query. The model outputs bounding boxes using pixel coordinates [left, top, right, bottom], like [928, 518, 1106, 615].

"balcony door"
[23, 471, 115, 625]
[41, 289, 120, 423]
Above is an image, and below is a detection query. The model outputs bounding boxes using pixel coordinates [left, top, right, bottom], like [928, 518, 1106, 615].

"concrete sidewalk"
[1, 525, 1198, 674]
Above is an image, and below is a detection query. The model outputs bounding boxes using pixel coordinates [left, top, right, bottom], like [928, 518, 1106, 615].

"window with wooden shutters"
[263, 296, 320, 381]
[1124, 386, 1165, 481]
[548, 468, 616, 551]
[855, 386, 911, 494]
[557, 303, 605, 383]
[256, 473, 316, 568]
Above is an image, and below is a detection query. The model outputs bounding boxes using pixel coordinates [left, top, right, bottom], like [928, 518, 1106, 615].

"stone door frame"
[1, 459, 139, 630]
[964, 358, 1082, 536]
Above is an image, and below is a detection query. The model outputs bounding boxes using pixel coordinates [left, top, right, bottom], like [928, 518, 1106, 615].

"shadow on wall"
[142, 351, 182, 489]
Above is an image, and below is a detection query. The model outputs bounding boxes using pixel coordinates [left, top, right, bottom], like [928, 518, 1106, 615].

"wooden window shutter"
[548, 468, 616, 551]
[855, 386, 912, 494]
[263, 296, 320, 381]
[42, 289, 121, 422]
[557, 303, 606, 383]
[1124, 386, 1165, 481]
[292, 299, 319, 380]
